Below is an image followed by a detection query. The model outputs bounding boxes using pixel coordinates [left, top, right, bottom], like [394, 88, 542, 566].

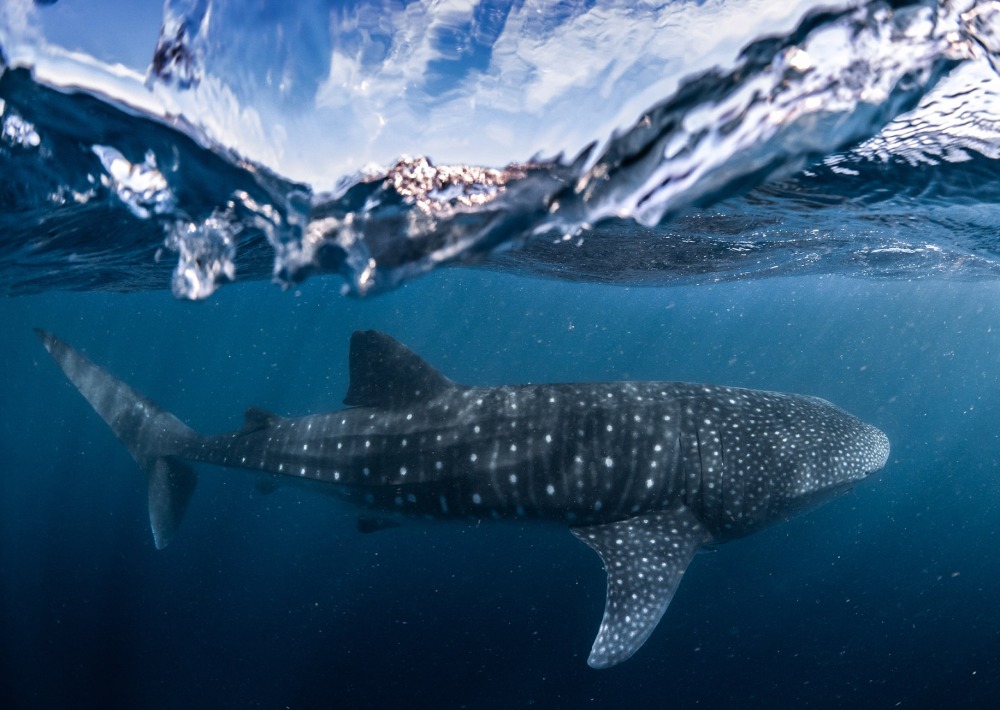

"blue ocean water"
[3, 1, 1000, 707]
[5, 274, 1000, 707]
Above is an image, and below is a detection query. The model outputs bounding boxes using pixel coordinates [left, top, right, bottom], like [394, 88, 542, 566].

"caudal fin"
[35, 329, 198, 549]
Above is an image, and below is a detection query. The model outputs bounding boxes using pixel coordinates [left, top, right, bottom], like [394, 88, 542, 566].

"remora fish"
[35, 329, 889, 668]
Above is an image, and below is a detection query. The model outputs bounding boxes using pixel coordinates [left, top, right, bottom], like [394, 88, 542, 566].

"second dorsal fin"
[344, 330, 455, 408]
[242, 406, 281, 433]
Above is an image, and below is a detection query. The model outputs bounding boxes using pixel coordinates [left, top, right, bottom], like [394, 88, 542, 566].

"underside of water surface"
[2, 0, 1000, 299]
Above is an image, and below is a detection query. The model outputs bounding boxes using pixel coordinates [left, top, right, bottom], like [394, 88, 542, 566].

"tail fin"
[35, 329, 198, 549]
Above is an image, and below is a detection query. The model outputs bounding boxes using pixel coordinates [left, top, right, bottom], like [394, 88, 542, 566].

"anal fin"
[254, 477, 280, 496]
[571, 507, 709, 669]
[357, 516, 402, 534]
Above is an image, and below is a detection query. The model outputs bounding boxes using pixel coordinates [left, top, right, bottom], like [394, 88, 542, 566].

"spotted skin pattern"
[35, 329, 890, 668]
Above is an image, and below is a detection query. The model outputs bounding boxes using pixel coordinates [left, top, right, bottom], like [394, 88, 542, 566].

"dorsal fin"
[344, 330, 455, 408]
[242, 406, 280, 433]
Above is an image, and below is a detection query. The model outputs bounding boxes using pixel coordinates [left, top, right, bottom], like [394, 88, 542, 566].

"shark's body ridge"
[35, 329, 889, 668]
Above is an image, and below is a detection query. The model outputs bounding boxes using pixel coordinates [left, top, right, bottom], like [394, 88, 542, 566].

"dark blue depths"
[3, 271, 1000, 708]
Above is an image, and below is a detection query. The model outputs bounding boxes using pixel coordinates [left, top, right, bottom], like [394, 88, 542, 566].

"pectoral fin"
[571, 507, 708, 669]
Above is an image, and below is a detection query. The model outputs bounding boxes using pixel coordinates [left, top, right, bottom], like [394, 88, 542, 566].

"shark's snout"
[860, 424, 890, 476]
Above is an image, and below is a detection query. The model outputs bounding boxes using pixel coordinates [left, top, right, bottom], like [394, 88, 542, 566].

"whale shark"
[35, 328, 890, 668]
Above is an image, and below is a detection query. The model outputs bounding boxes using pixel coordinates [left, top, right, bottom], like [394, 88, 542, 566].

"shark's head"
[767, 397, 890, 519]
